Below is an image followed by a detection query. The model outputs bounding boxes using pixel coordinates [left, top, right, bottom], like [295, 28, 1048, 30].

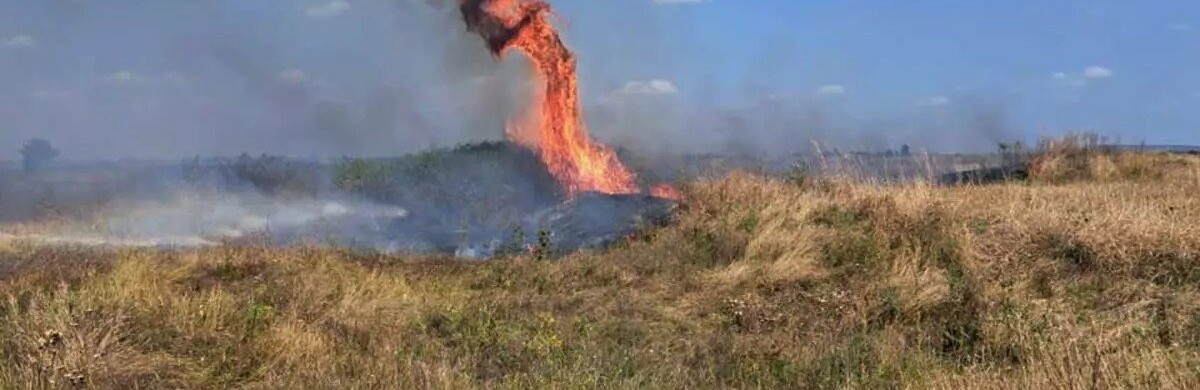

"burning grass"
[3, 151, 1200, 388]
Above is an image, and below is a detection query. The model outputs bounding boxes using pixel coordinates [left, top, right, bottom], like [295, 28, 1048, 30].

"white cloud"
[277, 69, 310, 84]
[106, 71, 145, 84]
[1053, 66, 1113, 87]
[1083, 66, 1114, 80]
[2, 35, 35, 48]
[306, 1, 350, 18]
[1170, 23, 1193, 32]
[615, 79, 678, 95]
[816, 85, 846, 96]
[916, 96, 950, 107]
[1052, 71, 1086, 87]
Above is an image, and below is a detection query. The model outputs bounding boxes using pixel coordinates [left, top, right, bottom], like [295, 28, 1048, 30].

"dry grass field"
[3, 144, 1200, 388]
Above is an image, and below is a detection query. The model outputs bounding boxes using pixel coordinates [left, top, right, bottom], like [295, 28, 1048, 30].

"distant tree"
[900, 144, 911, 156]
[20, 138, 59, 173]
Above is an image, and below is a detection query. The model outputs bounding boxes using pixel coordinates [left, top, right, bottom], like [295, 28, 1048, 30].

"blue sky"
[564, 0, 1199, 146]
[0, 0, 1196, 159]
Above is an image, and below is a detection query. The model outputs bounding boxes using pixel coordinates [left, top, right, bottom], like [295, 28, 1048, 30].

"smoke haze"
[2, 0, 1029, 162]
[7, 0, 1186, 257]
[0, 0, 532, 160]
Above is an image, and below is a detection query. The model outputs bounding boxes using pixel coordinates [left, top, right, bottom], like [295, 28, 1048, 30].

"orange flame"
[650, 183, 683, 201]
[463, 0, 679, 199]
[466, 0, 637, 197]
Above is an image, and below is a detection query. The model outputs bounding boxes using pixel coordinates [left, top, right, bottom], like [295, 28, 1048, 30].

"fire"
[650, 183, 683, 201]
[459, 0, 641, 197]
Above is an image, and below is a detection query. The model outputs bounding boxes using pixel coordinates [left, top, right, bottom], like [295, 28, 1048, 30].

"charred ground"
[0, 142, 678, 256]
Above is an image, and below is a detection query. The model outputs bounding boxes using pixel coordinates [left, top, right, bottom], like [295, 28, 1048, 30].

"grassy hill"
[2, 146, 1199, 388]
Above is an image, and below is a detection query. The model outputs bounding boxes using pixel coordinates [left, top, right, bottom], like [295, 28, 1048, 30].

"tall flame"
[460, 0, 639, 197]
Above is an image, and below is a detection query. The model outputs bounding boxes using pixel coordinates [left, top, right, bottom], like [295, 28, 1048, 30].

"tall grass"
[2, 152, 1199, 388]
[1024, 132, 1190, 183]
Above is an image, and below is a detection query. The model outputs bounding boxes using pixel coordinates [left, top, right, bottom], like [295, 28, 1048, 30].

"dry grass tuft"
[1027, 132, 1198, 184]
[3, 153, 1200, 388]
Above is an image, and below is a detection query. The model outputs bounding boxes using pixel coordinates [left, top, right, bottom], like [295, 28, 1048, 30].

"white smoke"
[2, 191, 409, 249]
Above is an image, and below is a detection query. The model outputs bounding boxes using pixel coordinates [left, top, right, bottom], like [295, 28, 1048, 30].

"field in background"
[2, 141, 1200, 388]
[0, 143, 1008, 227]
